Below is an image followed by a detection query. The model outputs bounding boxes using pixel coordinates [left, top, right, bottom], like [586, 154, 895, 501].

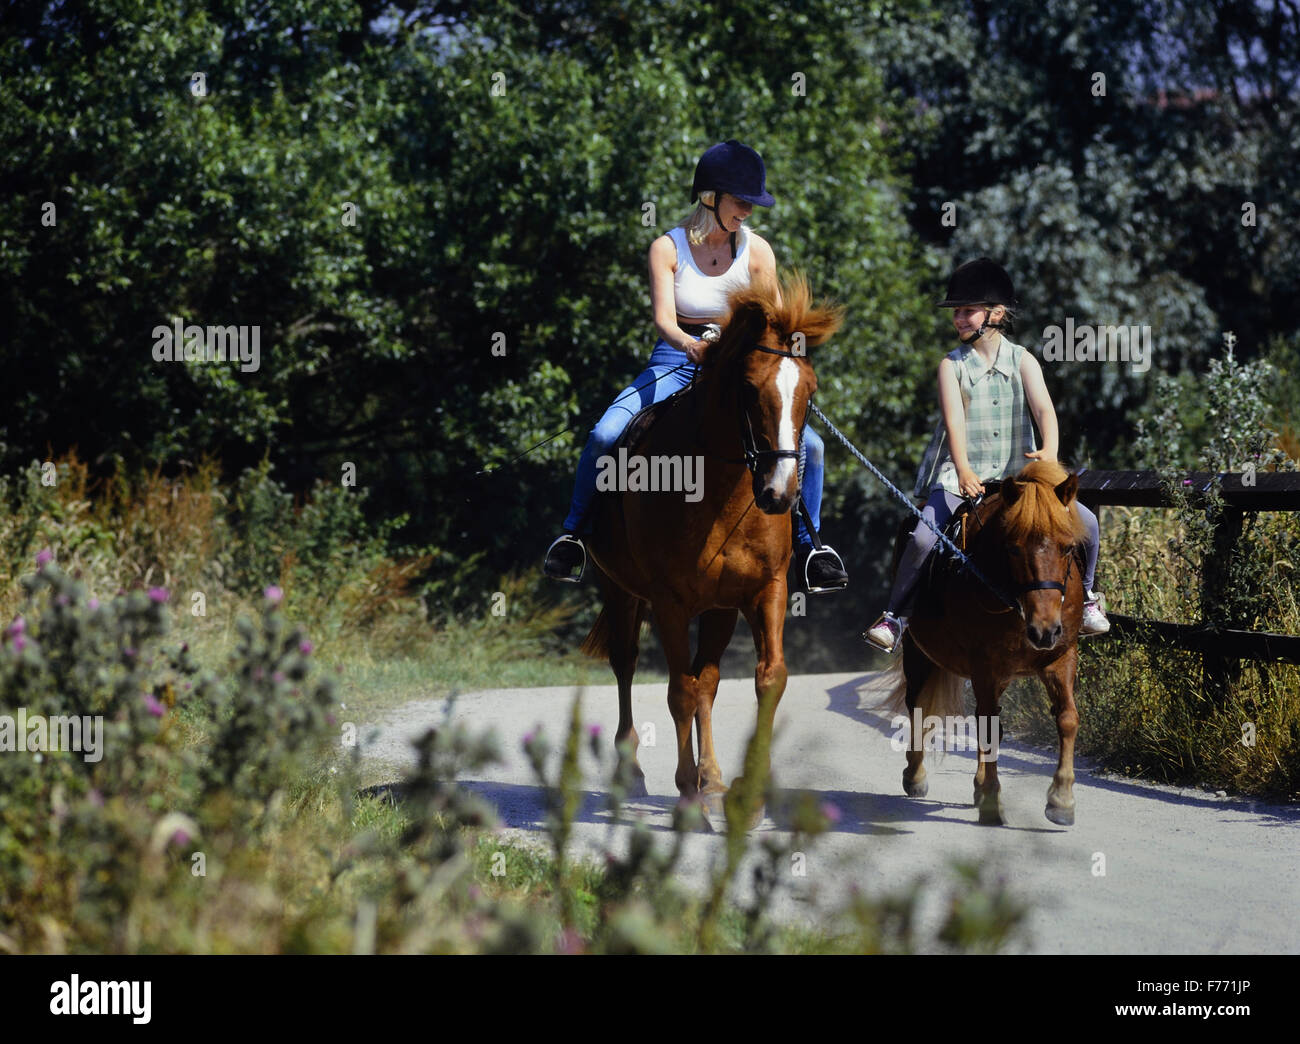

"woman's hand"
[956, 466, 985, 498]
[683, 339, 708, 364]
[1023, 449, 1057, 463]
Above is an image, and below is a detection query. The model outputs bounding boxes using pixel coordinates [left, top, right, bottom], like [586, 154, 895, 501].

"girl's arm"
[939, 357, 983, 496]
[1020, 351, 1059, 461]
[649, 236, 707, 362]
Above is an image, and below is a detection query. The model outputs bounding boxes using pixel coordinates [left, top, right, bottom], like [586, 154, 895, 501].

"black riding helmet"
[938, 258, 1017, 343]
[690, 140, 774, 261]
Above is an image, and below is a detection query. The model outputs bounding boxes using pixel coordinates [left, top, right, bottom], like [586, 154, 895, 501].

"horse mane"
[703, 271, 844, 375]
[999, 460, 1088, 545]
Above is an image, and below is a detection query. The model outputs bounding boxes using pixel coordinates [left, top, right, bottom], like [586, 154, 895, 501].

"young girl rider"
[544, 139, 848, 593]
[864, 257, 1109, 651]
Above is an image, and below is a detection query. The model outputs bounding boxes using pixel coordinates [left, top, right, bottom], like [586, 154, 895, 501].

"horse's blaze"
[754, 357, 801, 513]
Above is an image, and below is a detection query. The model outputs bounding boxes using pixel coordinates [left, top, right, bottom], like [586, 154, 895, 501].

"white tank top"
[667, 225, 751, 322]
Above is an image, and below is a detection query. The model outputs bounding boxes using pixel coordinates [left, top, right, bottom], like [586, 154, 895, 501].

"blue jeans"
[562, 338, 827, 548]
[885, 489, 1100, 614]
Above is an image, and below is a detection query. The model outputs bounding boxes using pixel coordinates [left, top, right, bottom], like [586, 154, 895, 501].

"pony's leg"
[730, 584, 788, 830]
[1040, 648, 1079, 826]
[606, 584, 650, 799]
[654, 603, 702, 807]
[972, 671, 1008, 826]
[901, 633, 931, 798]
[692, 608, 739, 813]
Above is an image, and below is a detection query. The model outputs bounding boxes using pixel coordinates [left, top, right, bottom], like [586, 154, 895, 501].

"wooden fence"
[1075, 470, 1300, 696]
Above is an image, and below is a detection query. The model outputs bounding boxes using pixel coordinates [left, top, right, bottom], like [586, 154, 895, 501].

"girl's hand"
[957, 466, 985, 498]
[1023, 449, 1057, 463]
[684, 339, 708, 364]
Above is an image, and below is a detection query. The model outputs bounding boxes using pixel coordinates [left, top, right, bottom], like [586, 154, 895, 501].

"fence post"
[1200, 505, 1244, 704]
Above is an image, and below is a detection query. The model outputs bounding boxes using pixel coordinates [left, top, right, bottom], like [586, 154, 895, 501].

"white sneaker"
[1081, 590, 1110, 635]
[863, 612, 907, 653]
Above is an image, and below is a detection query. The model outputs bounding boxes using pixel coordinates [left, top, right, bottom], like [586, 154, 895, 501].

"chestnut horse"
[884, 460, 1087, 825]
[581, 274, 842, 826]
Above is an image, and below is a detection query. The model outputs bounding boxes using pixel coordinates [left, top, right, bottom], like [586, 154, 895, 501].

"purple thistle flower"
[5, 617, 24, 637]
[820, 801, 843, 825]
[148, 587, 169, 603]
[170, 828, 191, 846]
[587, 724, 602, 739]
[12, 635, 27, 653]
[87, 598, 99, 611]
[299, 639, 314, 655]
[36, 548, 53, 567]
[264, 585, 284, 604]
[143, 692, 165, 716]
[272, 671, 286, 684]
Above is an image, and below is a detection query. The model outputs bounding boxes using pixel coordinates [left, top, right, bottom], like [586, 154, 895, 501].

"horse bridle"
[735, 342, 809, 476]
[964, 495, 1077, 617]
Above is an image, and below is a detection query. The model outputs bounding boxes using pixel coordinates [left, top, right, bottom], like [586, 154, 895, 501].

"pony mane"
[1000, 460, 1088, 545]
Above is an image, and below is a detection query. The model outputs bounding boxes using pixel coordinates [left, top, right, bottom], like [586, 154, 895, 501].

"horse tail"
[580, 607, 611, 660]
[877, 652, 966, 721]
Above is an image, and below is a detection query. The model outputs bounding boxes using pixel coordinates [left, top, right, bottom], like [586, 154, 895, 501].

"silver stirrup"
[803, 545, 847, 594]
[545, 534, 586, 583]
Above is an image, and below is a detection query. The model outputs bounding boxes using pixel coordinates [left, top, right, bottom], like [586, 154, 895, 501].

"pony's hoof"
[1044, 803, 1075, 826]
[903, 776, 929, 798]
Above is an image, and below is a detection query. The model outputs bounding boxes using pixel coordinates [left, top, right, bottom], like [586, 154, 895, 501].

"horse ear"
[1002, 479, 1023, 506]
[1055, 471, 1078, 508]
[723, 297, 769, 348]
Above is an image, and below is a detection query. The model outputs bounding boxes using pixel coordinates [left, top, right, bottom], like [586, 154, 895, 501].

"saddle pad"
[613, 387, 691, 454]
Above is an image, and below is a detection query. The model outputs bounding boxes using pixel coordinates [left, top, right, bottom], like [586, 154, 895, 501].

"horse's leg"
[605, 582, 650, 798]
[730, 583, 788, 831]
[692, 608, 738, 814]
[972, 670, 1008, 826]
[1041, 647, 1079, 826]
[654, 602, 703, 808]
[901, 632, 931, 798]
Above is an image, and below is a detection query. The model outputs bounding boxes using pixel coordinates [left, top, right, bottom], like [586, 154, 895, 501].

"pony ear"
[1055, 472, 1078, 508]
[1002, 478, 1024, 506]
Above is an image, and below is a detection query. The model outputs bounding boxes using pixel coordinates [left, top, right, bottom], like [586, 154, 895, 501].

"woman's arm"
[1020, 350, 1059, 461]
[748, 233, 782, 308]
[939, 357, 983, 496]
[649, 236, 707, 362]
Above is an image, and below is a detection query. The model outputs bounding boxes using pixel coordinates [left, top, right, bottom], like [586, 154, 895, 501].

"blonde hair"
[679, 190, 724, 245]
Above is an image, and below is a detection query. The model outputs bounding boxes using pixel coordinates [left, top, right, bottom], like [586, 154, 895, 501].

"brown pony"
[581, 273, 843, 826]
[884, 460, 1087, 825]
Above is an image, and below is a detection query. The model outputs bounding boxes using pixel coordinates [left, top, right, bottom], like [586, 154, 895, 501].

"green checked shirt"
[913, 335, 1038, 498]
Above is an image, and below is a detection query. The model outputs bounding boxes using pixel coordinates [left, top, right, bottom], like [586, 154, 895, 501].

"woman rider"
[864, 257, 1110, 651]
[543, 139, 848, 593]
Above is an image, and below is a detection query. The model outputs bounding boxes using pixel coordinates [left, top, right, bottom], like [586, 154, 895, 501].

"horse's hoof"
[904, 777, 928, 798]
[976, 793, 1005, 826]
[674, 796, 715, 833]
[625, 773, 649, 800]
[1045, 803, 1075, 826]
[700, 788, 727, 821]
